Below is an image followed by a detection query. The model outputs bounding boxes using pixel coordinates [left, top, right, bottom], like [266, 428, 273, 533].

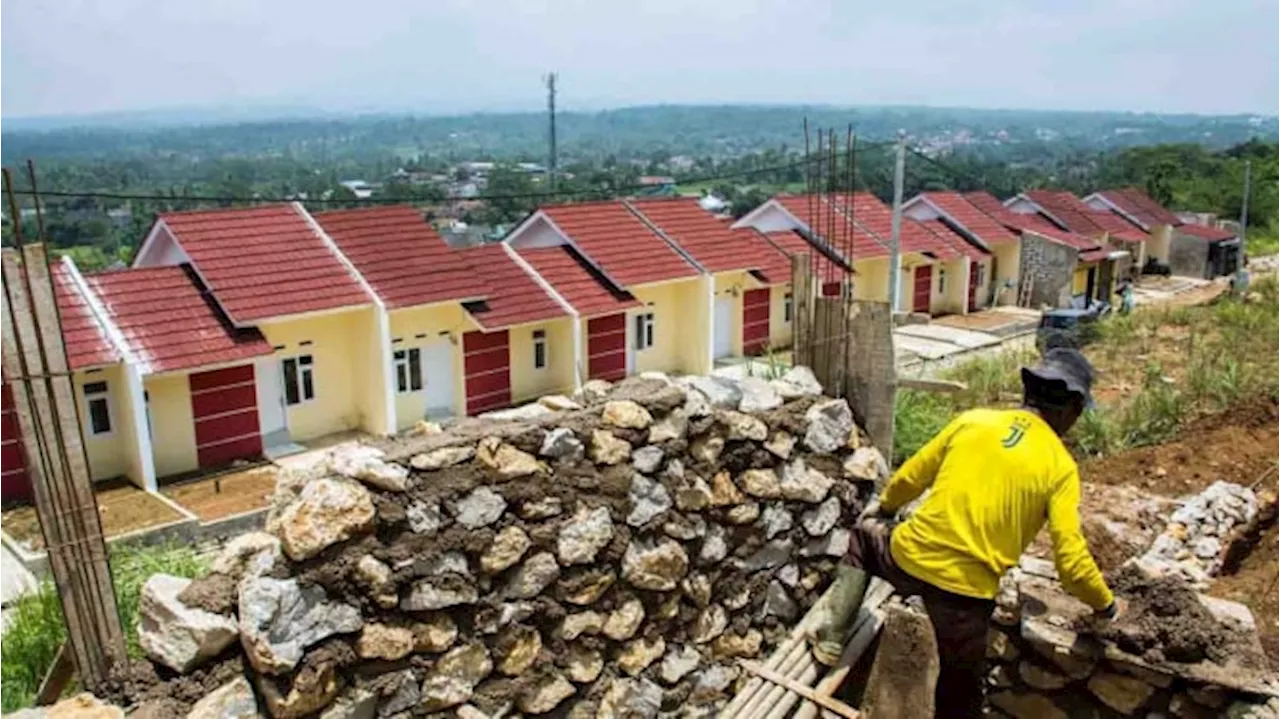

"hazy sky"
[3, 0, 1277, 118]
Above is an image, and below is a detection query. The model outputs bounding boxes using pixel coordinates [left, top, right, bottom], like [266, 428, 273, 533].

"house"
[1084, 188, 1239, 279]
[1011, 190, 1147, 271]
[904, 192, 1021, 308]
[733, 193, 973, 317]
[1081, 188, 1180, 267]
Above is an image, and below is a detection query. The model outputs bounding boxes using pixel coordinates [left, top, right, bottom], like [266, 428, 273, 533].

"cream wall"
[145, 372, 198, 479]
[259, 308, 374, 442]
[854, 258, 889, 302]
[1147, 226, 1173, 264]
[510, 318, 575, 404]
[713, 271, 751, 359]
[388, 303, 476, 431]
[992, 242, 1021, 306]
[74, 364, 139, 482]
[933, 258, 969, 315]
[630, 279, 708, 376]
[768, 283, 793, 350]
[969, 257, 994, 310]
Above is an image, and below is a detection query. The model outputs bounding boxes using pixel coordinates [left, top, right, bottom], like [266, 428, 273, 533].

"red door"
[968, 263, 981, 312]
[587, 314, 627, 382]
[822, 281, 842, 298]
[742, 289, 771, 356]
[1, 382, 33, 504]
[912, 265, 932, 313]
[463, 330, 511, 415]
[190, 364, 263, 469]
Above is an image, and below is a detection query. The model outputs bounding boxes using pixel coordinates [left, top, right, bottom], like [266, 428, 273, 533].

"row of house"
[1, 186, 1238, 501]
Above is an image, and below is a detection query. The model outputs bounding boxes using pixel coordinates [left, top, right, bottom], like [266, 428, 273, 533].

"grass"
[1, 542, 208, 713]
[893, 275, 1279, 464]
[1245, 222, 1279, 256]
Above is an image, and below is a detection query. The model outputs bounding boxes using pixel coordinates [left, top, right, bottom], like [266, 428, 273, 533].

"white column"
[375, 306, 396, 435]
[125, 365, 157, 492]
[572, 315, 584, 391]
[704, 275, 716, 374]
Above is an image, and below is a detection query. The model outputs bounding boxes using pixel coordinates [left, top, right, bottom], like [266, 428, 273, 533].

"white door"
[422, 341, 456, 418]
[255, 357, 289, 449]
[714, 296, 735, 359]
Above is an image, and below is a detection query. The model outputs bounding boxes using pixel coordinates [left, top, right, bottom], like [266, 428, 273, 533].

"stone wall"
[1018, 232, 1078, 308]
[1169, 233, 1211, 279]
[120, 368, 888, 719]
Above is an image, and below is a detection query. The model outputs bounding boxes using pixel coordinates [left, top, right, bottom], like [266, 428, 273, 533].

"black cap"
[1021, 347, 1096, 409]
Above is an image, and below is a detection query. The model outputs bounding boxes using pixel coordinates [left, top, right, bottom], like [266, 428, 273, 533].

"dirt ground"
[160, 465, 277, 522]
[1210, 522, 1279, 670]
[1, 480, 184, 551]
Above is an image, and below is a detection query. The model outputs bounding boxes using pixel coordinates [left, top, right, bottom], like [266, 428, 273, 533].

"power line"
[5, 142, 897, 208]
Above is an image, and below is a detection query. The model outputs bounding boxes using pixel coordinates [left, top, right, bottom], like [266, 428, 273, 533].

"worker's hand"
[857, 499, 892, 529]
[1095, 597, 1128, 623]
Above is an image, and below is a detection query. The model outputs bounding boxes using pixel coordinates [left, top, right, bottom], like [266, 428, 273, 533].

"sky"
[3, 0, 1277, 119]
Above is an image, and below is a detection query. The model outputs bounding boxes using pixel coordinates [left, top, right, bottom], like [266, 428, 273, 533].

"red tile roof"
[52, 260, 120, 370]
[1078, 248, 1114, 264]
[732, 227, 795, 284]
[541, 201, 698, 287]
[627, 198, 787, 279]
[459, 245, 568, 330]
[155, 204, 370, 324]
[772, 194, 887, 258]
[917, 192, 1019, 247]
[85, 266, 273, 374]
[313, 206, 480, 309]
[1086, 209, 1149, 244]
[516, 245, 641, 318]
[773, 193, 963, 260]
[1175, 224, 1237, 242]
[757, 230, 849, 283]
[1095, 188, 1182, 228]
[964, 192, 1099, 252]
[1022, 190, 1107, 236]
[919, 220, 991, 261]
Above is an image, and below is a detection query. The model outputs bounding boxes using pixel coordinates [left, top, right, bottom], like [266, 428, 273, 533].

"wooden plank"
[739, 661, 861, 719]
[896, 377, 968, 393]
[35, 643, 74, 706]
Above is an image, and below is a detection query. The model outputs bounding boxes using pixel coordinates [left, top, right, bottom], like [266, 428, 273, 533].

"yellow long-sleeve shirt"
[883, 408, 1114, 610]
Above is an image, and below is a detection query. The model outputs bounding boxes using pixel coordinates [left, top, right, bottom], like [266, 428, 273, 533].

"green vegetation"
[0, 542, 207, 712]
[893, 276, 1279, 463]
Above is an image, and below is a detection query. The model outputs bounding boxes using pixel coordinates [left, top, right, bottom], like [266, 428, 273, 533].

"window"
[532, 330, 547, 369]
[394, 349, 424, 393]
[783, 293, 794, 323]
[282, 355, 315, 406]
[938, 268, 947, 294]
[83, 381, 112, 435]
[975, 264, 986, 287]
[634, 312, 655, 350]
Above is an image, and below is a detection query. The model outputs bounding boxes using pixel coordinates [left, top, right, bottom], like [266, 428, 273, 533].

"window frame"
[282, 354, 316, 406]
[393, 348, 424, 393]
[83, 380, 113, 436]
[532, 329, 548, 370]
[783, 293, 794, 323]
[634, 312, 655, 351]
[938, 268, 947, 294]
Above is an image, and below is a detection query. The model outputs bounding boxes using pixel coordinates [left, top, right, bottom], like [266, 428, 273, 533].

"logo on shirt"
[1002, 417, 1032, 449]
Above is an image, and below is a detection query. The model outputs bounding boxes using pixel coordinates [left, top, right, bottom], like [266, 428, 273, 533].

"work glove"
[1094, 596, 1128, 623]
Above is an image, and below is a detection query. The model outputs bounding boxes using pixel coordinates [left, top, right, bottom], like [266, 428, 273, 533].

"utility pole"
[887, 130, 907, 314]
[1235, 159, 1251, 289]
[545, 72, 558, 194]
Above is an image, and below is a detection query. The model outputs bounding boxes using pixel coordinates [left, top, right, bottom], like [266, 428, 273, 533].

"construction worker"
[811, 347, 1120, 718]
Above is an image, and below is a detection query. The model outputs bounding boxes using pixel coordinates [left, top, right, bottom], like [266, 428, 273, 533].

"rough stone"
[661, 513, 703, 541]
[565, 645, 604, 684]
[498, 625, 542, 676]
[186, 677, 261, 719]
[521, 496, 563, 520]
[412, 614, 458, 653]
[986, 629, 1020, 661]
[574, 378, 613, 404]
[477, 437, 548, 478]
[720, 411, 768, 441]
[690, 665, 737, 703]
[1186, 685, 1229, 709]
[410, 445, 476, 471]
[777, 563, 800, 587]
[803, 398, 854, 454]
[559, 570, 616, 605]
[420, 643, 493, 711]
[738, 468, 781, 499]
[137, 574, 239, 674]
[763, 431, 796, 459]
[373, 670, 419, 717]
[402, 574, 479, 611]
[631, 445, 665, 474]
[619, 636, 666, 676]
[504, 552, 561, 599]
[210, 531, 281, 580]
[558, 506, 614, 565]
[690, 436, 724, 465]
[802, 528, 850, 558]
[698, 524, 729, 564]
[692, 605, 728, 644]
[759, 505, 793, 539]
[275, 477, 376, 561]
[255, 657, 341, 719]
[988, 691, 1069, 719]
[843, 446, 888, 482]
[352, 555, 396, 609]
[598, 677, 663, 719]
[741, 539, 793, 571]
[779, 458, 835, 503]
[708, 471, 744, 507]
[405, 500, 444, 534]
[627, 474, 672, 527]
[761, 581, 798, 621]
[737, 377, 783, 412]
[603, 400, 654, 429]
[452, 487, 507, 529]
[519, 674, 576, 715]
[239, 575, 362, 675]
[683, 386, 712, 418]
[560, 611, 605, 640]
[1017, 661, 1068, 690]
[603, 598, 646, 641]
[539, 427, 584, 460]
[353, 622, 414, 661]
[725, 501, 760, 525]
[591, 430, 632, 465]
[328, 444, 410, 492]
[682, 574, 712, 607]
[712, 629, 762, 659]
[648, 410, 688, 444]
[539, 394, 582, 411]
[1088, 672, 1155, 714]
[659, 645, 701, 685]
[801, 496, 840, 536]
[622, 539, 689, 590]
[673, 474, 714, 512]
[481, 526, 532, 574]
[771, 365, 823, 399]
[681, 376, 742, 409]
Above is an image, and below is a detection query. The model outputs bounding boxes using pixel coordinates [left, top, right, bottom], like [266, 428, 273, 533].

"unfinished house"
[1169, 222, 1241, 279]
[1014, 190, 1147, 274]
[1081, 187, 1180, 268]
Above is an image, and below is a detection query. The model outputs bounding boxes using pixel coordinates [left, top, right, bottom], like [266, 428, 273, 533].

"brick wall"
[1169, 233, 1210, 279]
[1018, 234, 1078, 308]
